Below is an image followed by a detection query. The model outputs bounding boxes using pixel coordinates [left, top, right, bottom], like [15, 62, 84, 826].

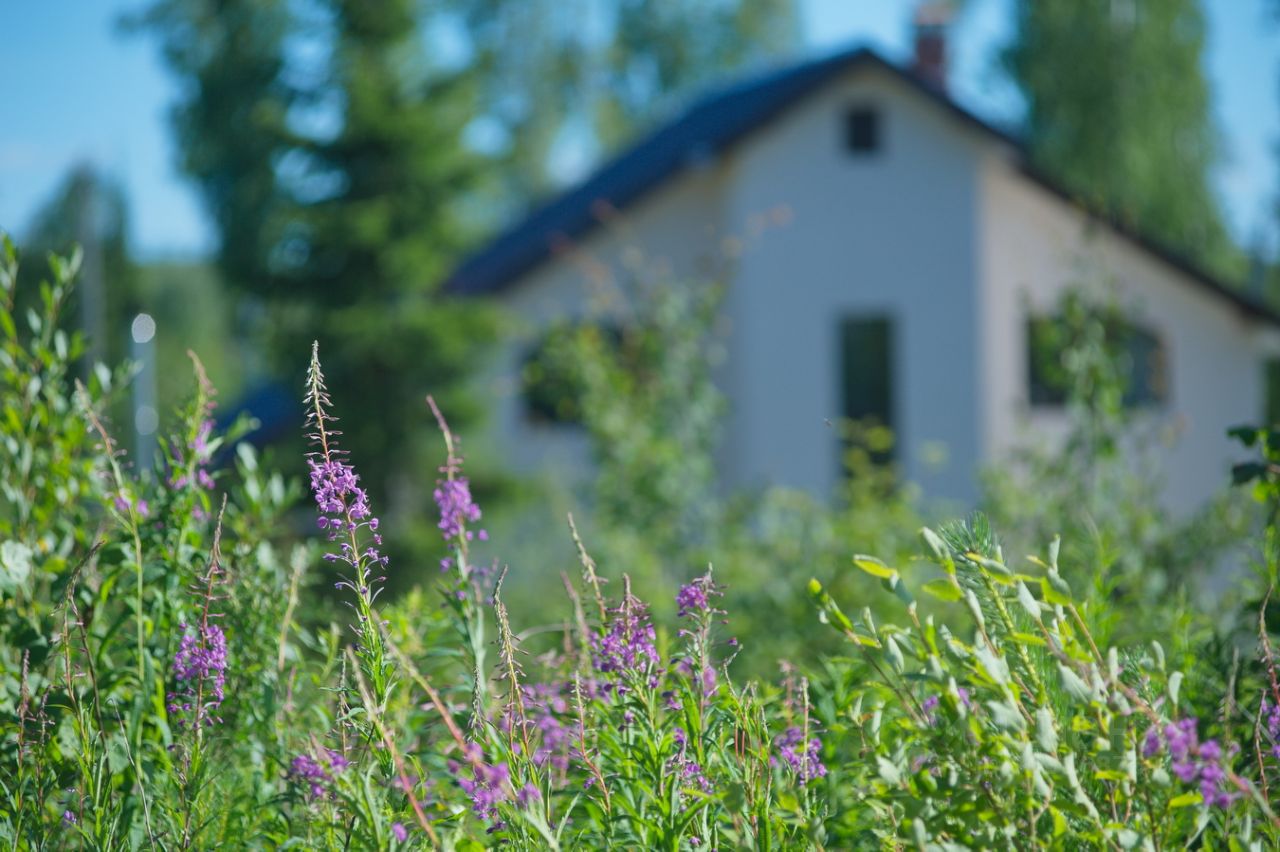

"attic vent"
[844, 106, 881, 154]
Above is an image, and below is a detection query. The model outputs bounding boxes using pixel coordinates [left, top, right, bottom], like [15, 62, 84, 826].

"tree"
[454, 0, 800, 202]
[266, 0, 494, 528]
[20, 164, 139, 369]
[134, 0, 801, 562]
[133, 0, 492, 541]
[1002, 0, 1239, 277]
[127, 0, 293, 297]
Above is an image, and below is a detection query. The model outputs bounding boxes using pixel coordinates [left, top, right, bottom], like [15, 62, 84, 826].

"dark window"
[1264, 359, 1280, 425]
[845, 107, 880, 154]
[839, 316, 895, 464]
[1027, 315, 1168, 408]
[521, 323, 622, 425]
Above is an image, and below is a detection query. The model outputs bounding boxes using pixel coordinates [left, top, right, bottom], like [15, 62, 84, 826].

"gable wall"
[719, 66, 985, 501]
[978, 158, 1280, 514]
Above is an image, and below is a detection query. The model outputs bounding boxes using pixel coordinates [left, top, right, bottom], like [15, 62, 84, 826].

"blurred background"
[3, 0, 1280, 661]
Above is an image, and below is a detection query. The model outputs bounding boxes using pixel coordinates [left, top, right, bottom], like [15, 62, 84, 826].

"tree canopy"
[1002, 0, 1239, 278]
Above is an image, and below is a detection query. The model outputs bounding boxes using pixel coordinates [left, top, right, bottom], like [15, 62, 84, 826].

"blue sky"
[1, 0, 1277, 260]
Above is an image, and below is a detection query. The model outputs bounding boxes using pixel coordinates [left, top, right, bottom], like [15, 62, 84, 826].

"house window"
[1264, 358, 1280, 425]
[520, 323, 622, 425]
[1027, 315, 1169, 408]
[844, 106, 881, 154]
[839, 316, 895, 464]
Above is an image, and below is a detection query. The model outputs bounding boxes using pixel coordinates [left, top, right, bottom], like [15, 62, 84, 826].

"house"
[444, 30, 1280, 514]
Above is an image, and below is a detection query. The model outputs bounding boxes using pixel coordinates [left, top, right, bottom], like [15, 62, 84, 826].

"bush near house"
[6, 238, 1280, 849]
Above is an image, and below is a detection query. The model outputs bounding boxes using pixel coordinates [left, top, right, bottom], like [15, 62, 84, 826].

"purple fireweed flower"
[310, 460, 373, 528]
[391, 822, 409, 842]
[667, 728, 713, 792]
[532, 713, 570, 771]
[1142, 726, 1162, 758]
[1147, 718, 1237, 808]
[169, 419, 217, 492]
[677, 758, 713, 792]
[516, 784, 540, 808]
[774, 726, 827, 785]
[1263, 697, 1280, 759]
[593, 593, 660, 679]
[62, 810, 77, 826]
[307, 455, 389, 597]
[113, 493, 149, 519]
[433, 477, 483, 543]
[167, 623, 227, 728]
[452, 757, 510, 821]
[921, 687, 970, 726]
[702, 664, 718, 697]
[290, 749, 350, 800]
[676, 580, 710, 617]
[309, 458, 382, 551]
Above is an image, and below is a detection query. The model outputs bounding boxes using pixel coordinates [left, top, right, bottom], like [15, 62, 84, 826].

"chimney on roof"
[911, 2, 951, 92]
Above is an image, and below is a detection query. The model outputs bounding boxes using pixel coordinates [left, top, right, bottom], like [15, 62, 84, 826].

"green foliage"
[126, 0, 292, 297]
[4, 235, 1280, 849]
[132, 0, 803, 553]
[984, 287, 1255, 645]
[807, 517, 1280, 848]
[134, 0, 498, 564]
[528, 276, 928, 670]
[540, 281, 725, 573]
[1003, 0, 1240, 279]
[17, 165, 141, 372]
[452, 0, 800, 201]
[0, 236, 307, 845]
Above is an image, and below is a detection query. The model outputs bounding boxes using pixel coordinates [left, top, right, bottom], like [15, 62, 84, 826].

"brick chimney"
[912, 2, 951, 92]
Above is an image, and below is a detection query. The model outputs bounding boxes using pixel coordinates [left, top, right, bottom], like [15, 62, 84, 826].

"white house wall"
[477, 61, 1274, 513]
[978, 158, 1276, 514]
[480, 64, 994, 504]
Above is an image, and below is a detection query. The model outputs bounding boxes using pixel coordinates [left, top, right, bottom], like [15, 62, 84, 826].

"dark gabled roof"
[443, 46, 1280, 328]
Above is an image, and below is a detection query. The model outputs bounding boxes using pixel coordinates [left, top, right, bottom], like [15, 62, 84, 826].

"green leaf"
[986, 700, 1025, 731]
[1016, 582, 1041, 619]
[974, 644, 1010, 686]
[884, 635, 905, 673]
[1228, 425, 1261, 447]
[808, 578, 878, 646]
[881, 572, 914, 606]
[1036, 707, 1058, 753]
[1058, 665, 1093, 704]
[1050, 806, 1067, 837]
[921, 578, 963, 602]
[1115, 828, 1140, 849]
[1233, 462, 1267, 485]
[876, 756, 902, 786]
[852, 555, 896, 579]
[1040, 575, 1072, 607]
[1010, 631, 1046, 647]
[967, 552, 1015, 582]
[1168, 791, 1203, 808]
[920, 526, 949, 561]
[0, 540, 33, 595]
[1168, 671, 1183, 706]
